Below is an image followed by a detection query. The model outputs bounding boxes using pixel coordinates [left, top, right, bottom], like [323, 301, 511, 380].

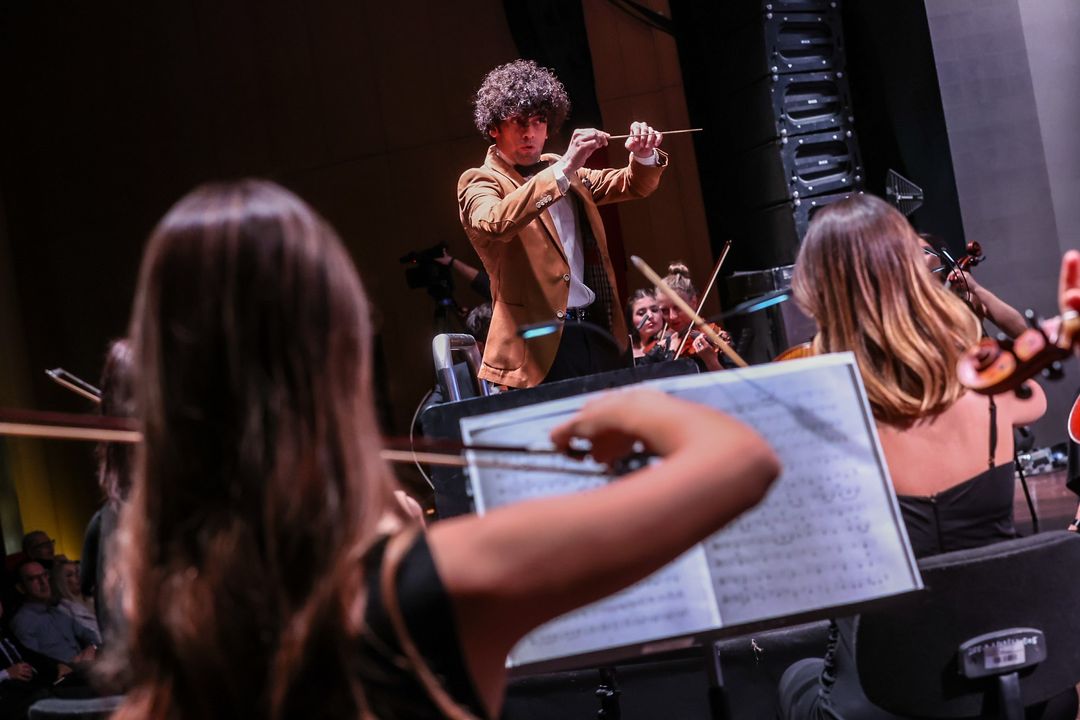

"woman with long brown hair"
[779, 194, 1058, 719]
[81, 338, 135, 645]
[107, 180, 779, 720]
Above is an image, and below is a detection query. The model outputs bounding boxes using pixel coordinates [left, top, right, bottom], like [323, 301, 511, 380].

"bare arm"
[427, 388, 780, 714]
[949, 270, 1027, 338]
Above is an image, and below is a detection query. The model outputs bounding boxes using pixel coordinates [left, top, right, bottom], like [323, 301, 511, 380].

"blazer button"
[556, 310, 565, 319]
[562, 273, 571, 282]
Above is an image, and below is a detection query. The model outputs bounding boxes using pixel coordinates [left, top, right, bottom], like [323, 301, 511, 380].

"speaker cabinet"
[734, 127, 863, 211]
[728, 70, 854, 152]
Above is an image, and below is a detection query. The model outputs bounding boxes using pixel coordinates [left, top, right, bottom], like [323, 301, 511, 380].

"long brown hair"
[110, 180, 401, 719]
[96, 338, 135, 504]
[792, 194, 980, 426]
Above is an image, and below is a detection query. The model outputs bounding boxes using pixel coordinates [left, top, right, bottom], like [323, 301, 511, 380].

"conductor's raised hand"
[1060, 250, 1080, 317]
[625, 121, 662, 160]
[562, 128, 610, 173]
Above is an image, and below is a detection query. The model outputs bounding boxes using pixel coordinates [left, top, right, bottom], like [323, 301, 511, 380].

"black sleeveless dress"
[360, 534, 488, 719]
[778, 464, 1023, 720]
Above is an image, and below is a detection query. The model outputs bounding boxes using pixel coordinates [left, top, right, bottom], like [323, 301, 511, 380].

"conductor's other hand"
[550, 388, 746, 465]
[563, 128, 610, 174]
[625, 121, 662, 160]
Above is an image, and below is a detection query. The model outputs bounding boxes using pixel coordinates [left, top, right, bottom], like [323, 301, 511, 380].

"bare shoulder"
[989, 380, 1047, 425]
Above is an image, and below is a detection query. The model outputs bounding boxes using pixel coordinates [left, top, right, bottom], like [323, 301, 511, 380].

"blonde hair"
[792, 195, 981, 427]
[658, 262, 697, 303]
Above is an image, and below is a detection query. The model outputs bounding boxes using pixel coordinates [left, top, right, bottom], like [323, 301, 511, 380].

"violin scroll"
[956, 310, 1080, 395]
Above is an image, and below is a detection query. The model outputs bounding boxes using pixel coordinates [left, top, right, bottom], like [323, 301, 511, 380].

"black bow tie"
[514, 161, 550, 178]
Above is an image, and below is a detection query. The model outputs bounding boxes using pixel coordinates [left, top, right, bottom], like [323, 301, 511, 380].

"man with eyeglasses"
[10, 561, 98, 666]
[21, 531, 56, 571]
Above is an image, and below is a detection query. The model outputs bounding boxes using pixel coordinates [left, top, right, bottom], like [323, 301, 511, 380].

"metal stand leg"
[595, 666, 621, 719]
[705, 641, 728, 720]
[997, 672, 1024, 720]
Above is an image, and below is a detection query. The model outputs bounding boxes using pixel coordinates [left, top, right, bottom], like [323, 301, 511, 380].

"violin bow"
[605, 127, 702, 141]
[632, 255, 748, 368]
[0, 408, 608, 476]
[674, 240, 732, 359]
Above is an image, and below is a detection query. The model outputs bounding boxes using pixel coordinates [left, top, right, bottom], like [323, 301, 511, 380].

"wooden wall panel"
[580, 0, 714, 314]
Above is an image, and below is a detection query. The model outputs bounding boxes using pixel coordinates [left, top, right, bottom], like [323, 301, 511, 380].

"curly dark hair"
[473, 59, 571, 138]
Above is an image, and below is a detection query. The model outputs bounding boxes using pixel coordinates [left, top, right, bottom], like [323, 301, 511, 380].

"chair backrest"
[29, 696, 124, 720]
[431, 333, 490, 402]
[855, 531, 1080, 718]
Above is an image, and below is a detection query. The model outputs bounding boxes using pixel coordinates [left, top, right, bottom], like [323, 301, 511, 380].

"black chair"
[856, 532, 1080, 720]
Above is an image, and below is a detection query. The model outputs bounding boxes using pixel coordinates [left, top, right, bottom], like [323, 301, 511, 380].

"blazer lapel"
[485, 147, 568, 265]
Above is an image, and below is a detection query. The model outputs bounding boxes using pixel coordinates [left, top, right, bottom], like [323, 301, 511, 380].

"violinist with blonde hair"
[778, 194, 1063, 719]
[654, 262, 730, 372]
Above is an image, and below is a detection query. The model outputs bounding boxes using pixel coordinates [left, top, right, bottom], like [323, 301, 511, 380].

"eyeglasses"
[28, 538, 55, 552]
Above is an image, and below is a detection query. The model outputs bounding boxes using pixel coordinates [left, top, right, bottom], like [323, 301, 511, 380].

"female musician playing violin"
[655, 262, 731, 372]
[778, 195, 1066, 720]
[920, 235, 1027, 338]
[626, 288, 664, 360]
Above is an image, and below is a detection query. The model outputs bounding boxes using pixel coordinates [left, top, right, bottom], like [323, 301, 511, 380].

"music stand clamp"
[957, 628, 1047, 720]
[885, 169, 924, 217]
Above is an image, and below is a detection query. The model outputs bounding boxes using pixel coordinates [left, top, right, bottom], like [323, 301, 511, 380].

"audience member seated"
[80, 338, 134, 645]
[102, 180, 779, 720]
[48, 560, 99, 646]
[10, 562, 97, 667]
[0, 598, 73, 720]
[778, 194, 1053, 719]
[19, 535, 55, 572]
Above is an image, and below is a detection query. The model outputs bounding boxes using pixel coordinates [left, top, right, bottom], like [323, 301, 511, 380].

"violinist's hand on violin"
[550, 388, 744, 465]
[625, 121, 662, 161]
[563, 128, 610, 174]
[948, 268, 1027, 339]
[1060, 250, 1080, 317]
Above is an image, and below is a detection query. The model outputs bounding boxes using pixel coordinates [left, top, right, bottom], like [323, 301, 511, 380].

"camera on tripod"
[400, 242, 453, 302]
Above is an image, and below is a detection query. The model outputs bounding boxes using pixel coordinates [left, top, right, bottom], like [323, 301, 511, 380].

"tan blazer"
[458, 146, 668, 388]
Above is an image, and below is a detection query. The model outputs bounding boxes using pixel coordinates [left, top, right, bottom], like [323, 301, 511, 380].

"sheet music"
[459, 353, 920, 667]
[461, 405, 721, 668]
[654, 358, 921, 626]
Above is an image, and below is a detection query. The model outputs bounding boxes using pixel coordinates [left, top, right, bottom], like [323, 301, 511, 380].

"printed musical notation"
[506, 547, 720, 667]
[658, 362, 919, 626]
[460, 354, 921, 668]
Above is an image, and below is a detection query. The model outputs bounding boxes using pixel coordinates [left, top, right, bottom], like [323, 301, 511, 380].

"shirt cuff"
[551, 160, 571, 194]
[632, 149, 659, 166]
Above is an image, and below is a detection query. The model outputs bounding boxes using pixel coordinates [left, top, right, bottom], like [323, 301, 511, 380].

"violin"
[955, 240, 985, 273]
[775, 342, 814, 361]
[956, 310, 1080, 439]
[672, 323, 729, 360]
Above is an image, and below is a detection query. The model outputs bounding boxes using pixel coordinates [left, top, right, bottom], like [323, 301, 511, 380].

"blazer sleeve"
[578, 150, 669, 206]
[458, 167, 565, 244]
